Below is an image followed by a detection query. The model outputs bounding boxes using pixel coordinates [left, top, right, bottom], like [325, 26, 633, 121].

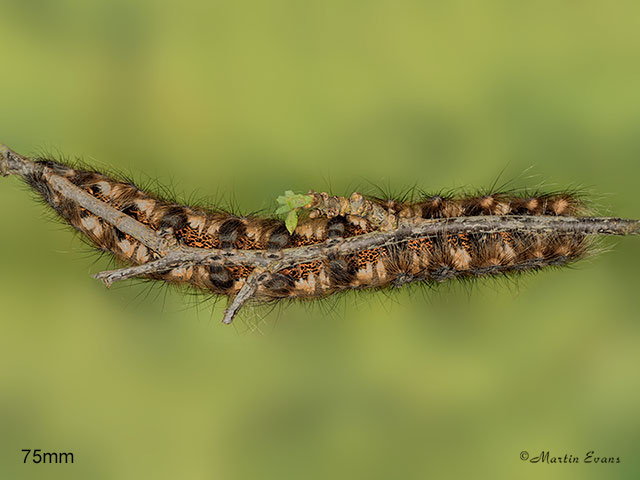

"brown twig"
[222, 268, 266, 324]
[1, 144, 171, 255]
[92, 215, 640, 286]
[3, 143, 639, 324]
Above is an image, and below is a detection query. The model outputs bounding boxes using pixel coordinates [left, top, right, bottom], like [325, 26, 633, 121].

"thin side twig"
[222, 268, 266, 324]
[1, 143, 172, 255]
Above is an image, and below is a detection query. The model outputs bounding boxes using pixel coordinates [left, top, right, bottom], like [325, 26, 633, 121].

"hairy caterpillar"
[1, 144, 638, 324]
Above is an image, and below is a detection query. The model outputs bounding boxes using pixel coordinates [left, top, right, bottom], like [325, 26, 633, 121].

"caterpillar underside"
[1, 144, 637, 323]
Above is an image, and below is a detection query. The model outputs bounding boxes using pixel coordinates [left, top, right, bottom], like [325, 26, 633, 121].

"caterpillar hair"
[1, 144, 638, 324]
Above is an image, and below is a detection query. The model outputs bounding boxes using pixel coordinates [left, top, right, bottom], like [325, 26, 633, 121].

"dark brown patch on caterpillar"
[327, 254, 358, 287]
[327, 216, 347, 239]
[265, 222, 291, 251]
[208, 265, 235, 293]
[157, 205, 189, 232]
[218, 218, 246, 250]
[262, 273, 296, 297]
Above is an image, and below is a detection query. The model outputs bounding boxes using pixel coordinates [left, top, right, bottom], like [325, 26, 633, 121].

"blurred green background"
[1, 0, 639, 479]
